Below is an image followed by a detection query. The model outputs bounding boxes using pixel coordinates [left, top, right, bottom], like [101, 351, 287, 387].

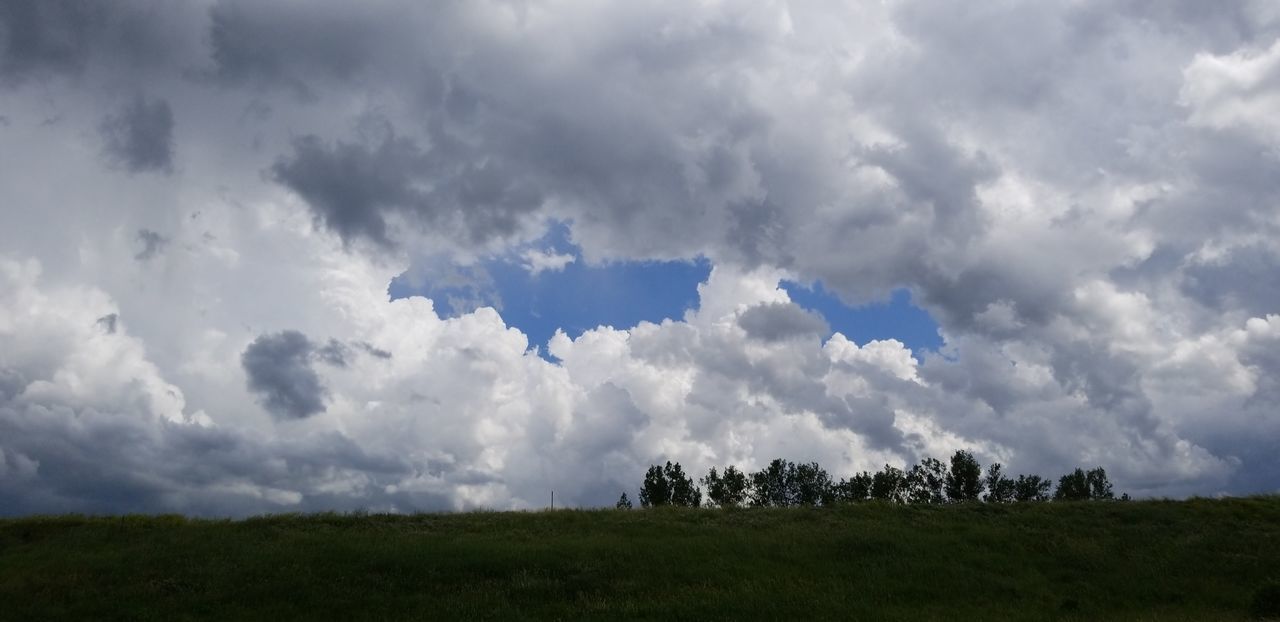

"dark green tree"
[665, 461, 702, 507]
[1054, 468, 1091, 501]
[616, 492, 633, 509]
[791, 461, 834, 506]
[749, 459, 792, 507]
[905, 457, 948, 504]
[1013, 474, 1052, 502]
[833, 472, 873, 503]
[1085, 467, 1115, 500]
[702, 465, 749, 508]
[639, 464, 672, 507]
[945, 450, 984, 502]
[870, 465, 906, 503]
[983, 463, 1016, 503]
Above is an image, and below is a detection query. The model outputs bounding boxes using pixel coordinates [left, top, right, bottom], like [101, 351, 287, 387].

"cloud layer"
[1, 0, 1278, 514]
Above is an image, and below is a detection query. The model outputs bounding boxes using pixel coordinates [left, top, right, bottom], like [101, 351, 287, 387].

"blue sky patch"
[781, 281, 943, 356]
[390, 225, 942, 360]
[388, 224, 712, 356]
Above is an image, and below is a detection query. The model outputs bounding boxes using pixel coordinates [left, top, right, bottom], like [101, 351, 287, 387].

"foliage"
[639, 464, 671, 508]
[834, 472, 874, 504]
[1087, 467, 1115, 500]
[1014, 474, 1052, 502]
[702, 466, 749, 508]
[616, 493, 633, 510]
[666, 462, 702, 507]
[791, 462, 835, 506]
[641, 450, 1125, 510]
[749, 459, 791, 507]
[905, 457, 948, 504]
[747, 459, 835, 507]
[945, 450, 984, 502]
[1055, 467, 1114, 501]
[983, 463, 1016, 503]
[871, 465, 907, 503]
[639, 462, 701, 507]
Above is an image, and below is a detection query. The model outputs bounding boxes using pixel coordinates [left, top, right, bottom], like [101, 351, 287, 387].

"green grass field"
[2, 497, 1279, 621]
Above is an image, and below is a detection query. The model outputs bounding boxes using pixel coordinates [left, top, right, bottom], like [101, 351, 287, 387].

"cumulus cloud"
[0, 0, 1278, 514]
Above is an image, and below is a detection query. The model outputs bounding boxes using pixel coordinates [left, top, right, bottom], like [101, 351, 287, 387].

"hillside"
[2, 497, 1279, 620]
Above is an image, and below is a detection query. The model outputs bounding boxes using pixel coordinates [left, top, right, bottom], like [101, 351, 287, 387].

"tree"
[1054, 468, 1091, 501]
[749, 459, 791, 507]
[834, 472, 873, 503]
[702, 466, 749, 508]
[640, 461, 701, 507]
[905, 457, 948, 504]
[945, 450, 984, 502]
[983, 463, 1016, 503]
[666, 461, 702, 507]
[1085, 467, 1114, 500]
[616, 492, 633, 510]
[870, 465, 906, 503]
[1013, 474, 1051, 502]
[639, 464, 671, 507]
[791, 462, 834, 506]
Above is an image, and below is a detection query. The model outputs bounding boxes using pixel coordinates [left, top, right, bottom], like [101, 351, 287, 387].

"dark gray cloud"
[271, 134, 422, 248]
[314, 339, 350, 367]
[0, 1, 100, 83]
[0, 367, 25, 402]
[271, 130, 543, 250]
[356, 341, 391, 360]
[241, 330, 327, 419]
[134, 228, 168, 261]
[205, 0, 387, 100]
[95, 313, 118, 334]
[0, 402, 447, 517]
[737, 302, 829, 342]
[99, 95, 174, 174]
[0, 0, 187, 86]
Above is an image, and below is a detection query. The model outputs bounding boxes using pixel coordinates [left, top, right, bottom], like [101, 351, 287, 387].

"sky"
[1, 0, 1279, 515]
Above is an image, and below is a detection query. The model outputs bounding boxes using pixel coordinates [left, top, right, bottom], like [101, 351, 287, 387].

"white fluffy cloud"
[0, 0, 1278, 513]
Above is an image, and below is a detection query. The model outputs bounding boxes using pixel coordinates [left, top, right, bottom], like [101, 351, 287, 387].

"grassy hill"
[2, 496, 1279, 620]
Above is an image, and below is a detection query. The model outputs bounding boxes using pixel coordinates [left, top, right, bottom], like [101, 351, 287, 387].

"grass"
[2, 496, 1279, 620]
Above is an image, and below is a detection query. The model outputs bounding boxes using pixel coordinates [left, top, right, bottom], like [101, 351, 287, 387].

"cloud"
[99, 95, 174, 174]
[0, 1, 101, 83]
[134, 229, 168, 261]
[738, 301, 829, 342]
[0, 1, 1278, 514]
[521, 249, 575, 276]
[241, 331, 327, 419]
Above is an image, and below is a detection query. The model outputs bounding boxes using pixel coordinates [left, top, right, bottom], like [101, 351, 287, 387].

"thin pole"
[551, 490, 555, 510]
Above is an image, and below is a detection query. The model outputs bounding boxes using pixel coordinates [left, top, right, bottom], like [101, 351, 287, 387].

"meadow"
[2, 496, 1279, 620]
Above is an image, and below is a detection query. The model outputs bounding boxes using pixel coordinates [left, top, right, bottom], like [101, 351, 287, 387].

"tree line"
[615, 450, 1127, 509]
